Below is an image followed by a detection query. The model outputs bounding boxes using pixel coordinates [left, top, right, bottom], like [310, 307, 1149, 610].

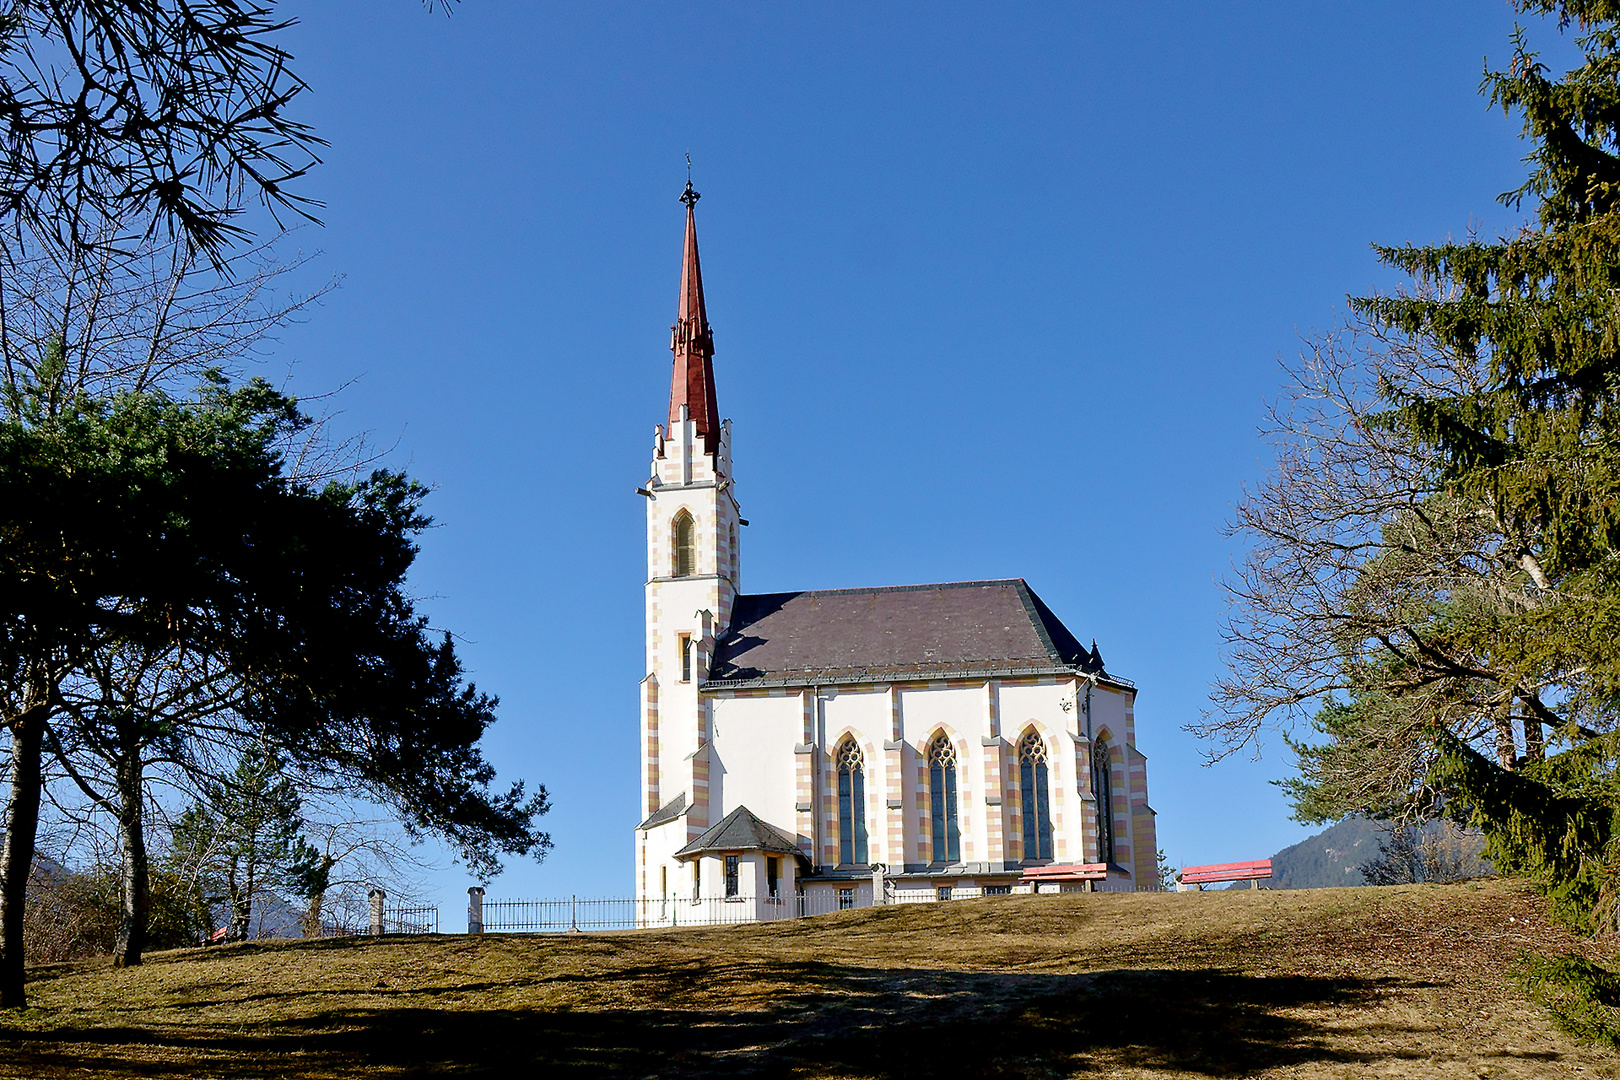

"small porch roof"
[674, 806, 805, 861]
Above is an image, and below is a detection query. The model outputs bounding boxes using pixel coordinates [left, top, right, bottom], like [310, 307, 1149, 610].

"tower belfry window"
[673, 512, 696, 577]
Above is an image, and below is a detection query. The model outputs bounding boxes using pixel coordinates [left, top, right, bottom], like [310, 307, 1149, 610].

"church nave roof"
[707, 578, 1118, 689]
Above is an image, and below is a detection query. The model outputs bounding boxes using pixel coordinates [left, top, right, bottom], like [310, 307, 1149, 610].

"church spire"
[670, 180, 720, 455]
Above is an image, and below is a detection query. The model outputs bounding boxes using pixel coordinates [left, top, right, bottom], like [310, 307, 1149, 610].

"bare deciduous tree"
[1202, 311, 1569, 820]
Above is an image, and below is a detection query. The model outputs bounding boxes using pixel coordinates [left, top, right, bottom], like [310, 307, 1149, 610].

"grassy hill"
[1, 878, 1613, 1078]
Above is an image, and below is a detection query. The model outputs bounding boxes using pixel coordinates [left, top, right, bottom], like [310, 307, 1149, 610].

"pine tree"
[168, 749, 320, 943]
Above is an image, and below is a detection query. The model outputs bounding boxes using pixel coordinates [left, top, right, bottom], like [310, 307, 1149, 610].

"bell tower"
[639, 181, 741, 842]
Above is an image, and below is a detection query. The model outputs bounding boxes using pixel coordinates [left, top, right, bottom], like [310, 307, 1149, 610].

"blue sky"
[261, 2, 1573, 907]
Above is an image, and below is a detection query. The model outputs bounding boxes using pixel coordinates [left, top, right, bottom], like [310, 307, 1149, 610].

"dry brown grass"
[0, 877, 1614, 1077]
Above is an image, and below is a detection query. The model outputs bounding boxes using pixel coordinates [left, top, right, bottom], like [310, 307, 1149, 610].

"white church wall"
[708, 693, 801, 833]
[639, 818, 690, 913]
[997, 683, 1072, 741]
[896, 684, 984, 744]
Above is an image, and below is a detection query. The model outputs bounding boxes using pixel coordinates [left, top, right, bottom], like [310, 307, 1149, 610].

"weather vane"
[681, 152, 700, 207]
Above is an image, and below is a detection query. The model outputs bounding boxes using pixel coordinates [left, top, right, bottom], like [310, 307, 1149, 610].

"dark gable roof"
[708, 579, 1116, 688]
[674, 806, 803, 858]
[636, 792, 687, 831]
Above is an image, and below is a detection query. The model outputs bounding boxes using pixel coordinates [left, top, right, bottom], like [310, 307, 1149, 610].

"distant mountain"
[1221, 816, 1386, 890]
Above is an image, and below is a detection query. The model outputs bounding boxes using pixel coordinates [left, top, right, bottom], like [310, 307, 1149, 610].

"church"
[635, 184, 1157, 922]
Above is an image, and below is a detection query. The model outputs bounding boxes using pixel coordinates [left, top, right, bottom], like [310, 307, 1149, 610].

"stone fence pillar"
[368, 888, 386, 936]
[467, 886, 485, 934]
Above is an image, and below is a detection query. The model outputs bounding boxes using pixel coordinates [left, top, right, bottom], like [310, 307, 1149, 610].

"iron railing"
[471, 880, 1136, 934]
[477, 890, 877, 933]
[382, 905, 439, 934]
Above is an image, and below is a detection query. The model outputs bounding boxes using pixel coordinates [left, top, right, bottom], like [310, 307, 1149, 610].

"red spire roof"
[669, 182, 719, 454]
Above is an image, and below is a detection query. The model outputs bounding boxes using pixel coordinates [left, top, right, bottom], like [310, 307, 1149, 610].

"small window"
[673, 511, 696, 577]
[936, 886, 952, 902]
[724, 855, 739, 898]
[984, 884, 1012, 896]
[691, 861, 700, 902]
[767, 856, 780, 898]
[680, 634, 692, 683]
[837, 887, 854, 910]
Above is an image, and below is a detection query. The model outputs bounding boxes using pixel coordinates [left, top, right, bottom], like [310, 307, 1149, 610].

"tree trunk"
[228, 859, 251, 943]
[302, 856, 334, 939]
[0, 706, 45, 1008]
[1494, 711, 1517, 770]
[302, 889, 323, 939]
[111, 735, 148, 968]
[1523, 717, 1545, 763]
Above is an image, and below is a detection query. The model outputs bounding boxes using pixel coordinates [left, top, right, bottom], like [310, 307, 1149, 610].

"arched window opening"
[837, 740, 868, 865]
[1092, 738, 1114, 865]
[673, 511, 696, 577]
[928, 734, 960, 863]
[1019, 730, 1052, 862]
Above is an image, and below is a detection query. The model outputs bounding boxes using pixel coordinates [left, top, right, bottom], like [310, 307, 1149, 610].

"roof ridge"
[735, 578, 1026, 602]
[1012, 580, 1065, 664]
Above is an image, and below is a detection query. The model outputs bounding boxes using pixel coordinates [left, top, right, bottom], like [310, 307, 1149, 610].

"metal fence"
[470, 880, 1149, 935]
[313, 904, 440, 937]
[478, 891, 875, 933]
[384, 904, 440, 934]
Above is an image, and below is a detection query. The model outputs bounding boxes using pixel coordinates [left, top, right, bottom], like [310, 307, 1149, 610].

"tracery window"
[928, 734, 960, 863]
[1019, 730, 1053, 862]
[673, 511, 696, 577]
[836, 739, 868, 865]
[1092, 737, 1115, 865]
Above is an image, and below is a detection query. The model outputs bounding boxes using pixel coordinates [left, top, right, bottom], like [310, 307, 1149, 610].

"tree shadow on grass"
[0, 963, 1435, 1078]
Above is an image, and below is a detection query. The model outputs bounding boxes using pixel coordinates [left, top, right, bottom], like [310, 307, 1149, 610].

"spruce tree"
[1339, 0, 1620, 930]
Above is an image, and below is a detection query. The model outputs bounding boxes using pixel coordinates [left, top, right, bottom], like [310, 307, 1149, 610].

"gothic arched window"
[928, 734, 960, 863]
[1092, 737, 1115, 865]
[673, 511, 696, 577]
[1019, 730, 1053, 862]
[836, 739, 868, 865]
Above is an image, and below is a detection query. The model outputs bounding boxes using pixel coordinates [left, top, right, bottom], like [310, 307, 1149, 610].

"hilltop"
[0, 878, 1613, 1078]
